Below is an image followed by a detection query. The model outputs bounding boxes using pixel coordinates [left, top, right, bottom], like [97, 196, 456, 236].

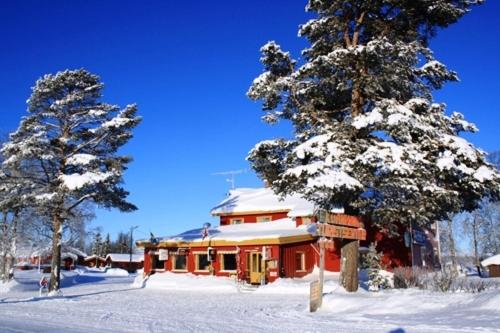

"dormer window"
[230, 218, 244, 225]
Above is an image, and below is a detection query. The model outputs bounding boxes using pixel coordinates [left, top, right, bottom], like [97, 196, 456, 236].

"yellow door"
[249, 252, 263, 284]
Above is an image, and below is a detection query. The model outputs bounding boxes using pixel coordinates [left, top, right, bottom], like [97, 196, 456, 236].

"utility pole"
[129, 226, 139, 272]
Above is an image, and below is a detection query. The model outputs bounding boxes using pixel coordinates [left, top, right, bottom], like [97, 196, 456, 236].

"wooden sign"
[310, 280, 322, 312]
[317, 224, 366, 241]
[320, 212, 362, 228]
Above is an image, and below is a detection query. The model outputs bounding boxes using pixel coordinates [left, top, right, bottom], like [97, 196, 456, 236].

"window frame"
[229, 218, 244, 225]
[295, 251, 306, 272]
[194, 252, 210, 272]
[172, 254, 188, 272]
[219, 253, 238, 272]
[256, 216, 272, 223]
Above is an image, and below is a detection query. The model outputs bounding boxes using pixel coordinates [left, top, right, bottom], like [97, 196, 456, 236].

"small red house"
[30, 245, 87, 271]
[481, 254, 500, 278]
[105, 253, 144, 272]
[137, 188, 439, 284]
[83, 255, 107, 268]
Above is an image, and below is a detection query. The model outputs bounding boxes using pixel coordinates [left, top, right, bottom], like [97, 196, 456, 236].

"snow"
[352, 109, 383, 129]
[474, 166, 496, 182]
[306, 169, 363, 190]
[66, 153, 96, 166]
[106, 253, 143, 263]
[482, 254, 500, 267]
[1, 268, 499, 332]
[142, 272, 237, 293]
[211, 187, 318, 216]
[59, 171, 113, 190]
[154, 218, 314, 244]
[104, 268, 129, 276]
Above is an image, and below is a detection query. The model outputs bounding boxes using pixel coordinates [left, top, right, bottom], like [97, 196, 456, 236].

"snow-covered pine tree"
[102, 233, 111, 257]
[365, 243, 388, 291]
[247, 1, 500, 292]
[92, 232, 103, 257]
[1, 69, 141, 291]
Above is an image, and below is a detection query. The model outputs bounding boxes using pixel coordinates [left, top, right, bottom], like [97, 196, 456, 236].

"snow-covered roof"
[481, 254, 500, 267]
[210, 187, 343, 217]
[140, 218, 316, 247]
[105, 253, 143, 263]
[84, 255, 106, 261]
[31, 244, 87, 258]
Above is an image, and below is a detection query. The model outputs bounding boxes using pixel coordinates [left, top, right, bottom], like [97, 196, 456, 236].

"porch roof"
[137, 218, 318, 248]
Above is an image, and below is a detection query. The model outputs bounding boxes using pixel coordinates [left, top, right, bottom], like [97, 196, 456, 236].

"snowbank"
[321, 287, 500, 318]
[143, 272, 237, 293]
[0, 279, 20, 293]
[104, 268, 129, 276]
[255, 267, 340, 294]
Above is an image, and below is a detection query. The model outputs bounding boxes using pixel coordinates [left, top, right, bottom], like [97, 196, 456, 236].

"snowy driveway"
[1, 270, 499, 333]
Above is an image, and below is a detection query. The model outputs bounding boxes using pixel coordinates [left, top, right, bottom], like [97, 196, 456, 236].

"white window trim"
[219, 253, 237, 272]
[296, 251, 306, 272]
[256, 216, 272, 223]
[194, 253, 210, 272]
[172, 254, 188, 272]
[229, 218, 244, 225]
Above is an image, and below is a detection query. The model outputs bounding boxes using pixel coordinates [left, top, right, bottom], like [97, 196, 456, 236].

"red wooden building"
[137, 188, 439, 284]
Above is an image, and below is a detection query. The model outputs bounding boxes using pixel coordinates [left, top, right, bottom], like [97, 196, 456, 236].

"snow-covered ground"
[1, 268, 499, 333]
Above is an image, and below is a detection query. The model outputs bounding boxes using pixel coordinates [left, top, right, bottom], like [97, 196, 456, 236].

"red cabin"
[137, 188, 440, 284]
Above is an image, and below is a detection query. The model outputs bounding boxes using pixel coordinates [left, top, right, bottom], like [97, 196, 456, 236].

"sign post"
[310, 280, 321, 312]
[310, 210, 366, 312]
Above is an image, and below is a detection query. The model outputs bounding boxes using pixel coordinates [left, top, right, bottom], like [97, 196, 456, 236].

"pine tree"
[247, 1, 499, 292]
[365, 243, 388, 292]
[102, 233, 111, 257]
[92, 232, 103, 257]
[1, 69, 141, 291]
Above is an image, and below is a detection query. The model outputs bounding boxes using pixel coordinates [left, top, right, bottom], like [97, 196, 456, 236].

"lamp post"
[129, 226, 139, 272]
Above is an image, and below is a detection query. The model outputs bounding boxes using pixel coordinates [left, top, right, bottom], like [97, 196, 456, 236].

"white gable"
[210, 187, 342, 217]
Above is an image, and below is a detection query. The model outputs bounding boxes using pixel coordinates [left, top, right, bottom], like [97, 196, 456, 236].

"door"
[249, 252, 263, 284]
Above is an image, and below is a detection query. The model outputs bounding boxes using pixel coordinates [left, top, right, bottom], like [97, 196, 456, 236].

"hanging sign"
[413, 230, 427, 245]
[159, 249, 169, 261]
[317, 224, 366, 240]
[319, 212, 362, 228]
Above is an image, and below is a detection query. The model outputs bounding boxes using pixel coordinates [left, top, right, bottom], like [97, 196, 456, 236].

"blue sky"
[1, 1, 499, 241]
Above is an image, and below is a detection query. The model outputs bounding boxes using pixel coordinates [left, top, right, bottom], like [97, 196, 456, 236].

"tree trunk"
[6, 210, 19, 280]
[49, 214, 63, 292]
[341, 239, 359, 292]
[351, 85, 364, 117]
[0, 211, 7, 282]
[446, 218, 458, 276]
[472, 217, 481, 277]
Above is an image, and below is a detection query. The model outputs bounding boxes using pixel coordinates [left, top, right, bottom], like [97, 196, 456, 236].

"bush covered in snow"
[365, 243, 391, 291]
[393, 267, 431, 289]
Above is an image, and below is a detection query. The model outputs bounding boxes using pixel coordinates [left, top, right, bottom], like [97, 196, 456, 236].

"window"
[220, 254, 237, 271]
[195, 253, 210, 271]
[173, 254, 187, 271]
[230, 218, 244, 225]
[295, 252, 306, 272]
[256, 216, 272, 223]
[154, 255, 165, 270]
[301, 217, 312, 225]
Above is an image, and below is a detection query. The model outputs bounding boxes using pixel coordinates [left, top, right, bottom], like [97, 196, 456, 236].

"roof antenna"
[211, 169, 247, 189]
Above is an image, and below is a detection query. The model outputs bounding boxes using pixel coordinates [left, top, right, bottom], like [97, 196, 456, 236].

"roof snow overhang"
[136, 233, 315, 249]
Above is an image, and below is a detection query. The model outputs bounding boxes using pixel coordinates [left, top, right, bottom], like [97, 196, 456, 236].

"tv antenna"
[211, 169, 247, 189]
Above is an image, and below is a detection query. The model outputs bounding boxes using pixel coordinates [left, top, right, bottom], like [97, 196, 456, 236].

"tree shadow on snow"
[0, 286, 141, 305]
